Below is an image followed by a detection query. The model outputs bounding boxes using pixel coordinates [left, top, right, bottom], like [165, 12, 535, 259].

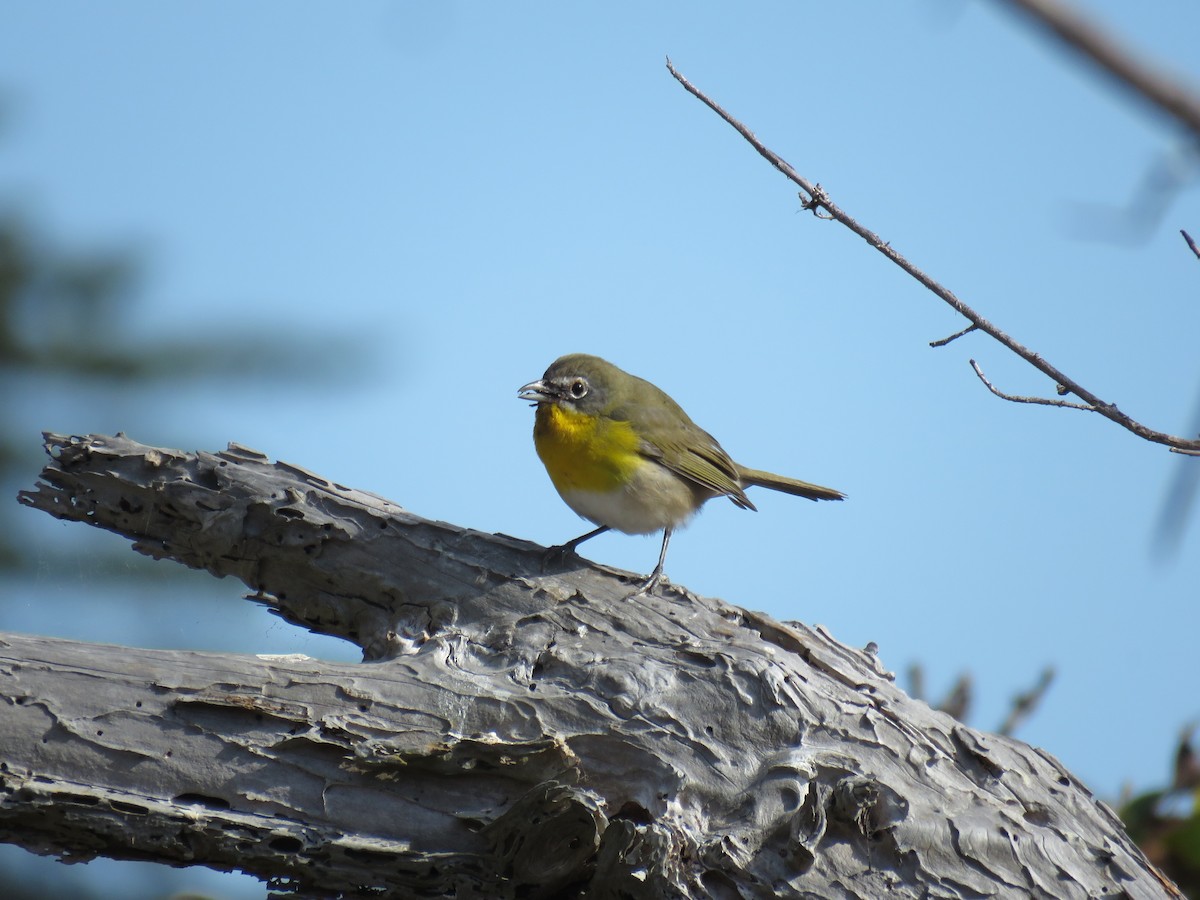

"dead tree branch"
[994, 0, 1200, 237]
[999, 666, 1057, 738]
[993, 0, 1200, 142]
[928, 323, 979, 349]
[2, 432, 1182, 898]
[665, 58, 1200, 455]
[969, 359, 1096, 411]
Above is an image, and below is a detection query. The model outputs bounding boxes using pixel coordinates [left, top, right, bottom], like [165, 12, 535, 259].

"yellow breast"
[533, 403, 642, 494]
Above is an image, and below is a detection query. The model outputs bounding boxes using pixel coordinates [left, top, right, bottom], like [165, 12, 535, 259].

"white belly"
[558, 461, 709, 535]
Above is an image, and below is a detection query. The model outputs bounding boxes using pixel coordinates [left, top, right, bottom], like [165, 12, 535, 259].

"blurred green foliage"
[0, 212, 356, 575]
[1121, 726, 1200, 897]
[0, 102, 359, 898]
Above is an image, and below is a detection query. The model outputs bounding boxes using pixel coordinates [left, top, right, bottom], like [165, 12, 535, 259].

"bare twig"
[993, 0, 1200, 142]
[1183, 229, 1200, 260]
[1154, 382, 1200, 557]
[929, 323, 979, 348]
[969, 359, 1095, 412]
[1065, 147, 1198, 242]
[666, 58, 1200, 454]
[907, 663, 926, 702]
[999, 666, 1056, 737]
[938, 674, 972, 722]
[1173, 723, 1199, 791]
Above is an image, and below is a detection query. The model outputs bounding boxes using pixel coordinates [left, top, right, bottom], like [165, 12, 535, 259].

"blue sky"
[2, 2, 1199, 896]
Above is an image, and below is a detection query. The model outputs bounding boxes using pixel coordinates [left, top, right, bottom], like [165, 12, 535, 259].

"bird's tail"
[737, 465, 846, 502]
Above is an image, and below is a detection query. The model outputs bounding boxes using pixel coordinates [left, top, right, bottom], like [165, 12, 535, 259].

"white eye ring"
[569, 379, 588, 399]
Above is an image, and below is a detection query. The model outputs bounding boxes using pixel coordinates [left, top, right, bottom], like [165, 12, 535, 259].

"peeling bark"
[2, 433, 1181, 898]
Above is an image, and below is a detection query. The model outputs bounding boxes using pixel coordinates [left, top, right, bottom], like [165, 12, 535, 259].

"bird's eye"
[570, 379, 588, 399]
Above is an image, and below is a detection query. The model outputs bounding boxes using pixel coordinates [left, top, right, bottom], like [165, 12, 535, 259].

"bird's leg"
[542, 525, 610, 571]
[632, 527, 673, 595]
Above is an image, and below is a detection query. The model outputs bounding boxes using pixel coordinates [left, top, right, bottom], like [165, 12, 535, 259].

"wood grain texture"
[4, 432, 1179, 898]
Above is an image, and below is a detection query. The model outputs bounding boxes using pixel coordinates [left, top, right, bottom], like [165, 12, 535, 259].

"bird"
[518, 353, 844, 593]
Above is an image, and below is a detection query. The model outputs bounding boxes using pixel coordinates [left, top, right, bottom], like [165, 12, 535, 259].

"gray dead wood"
[2, 432, 1180, 898]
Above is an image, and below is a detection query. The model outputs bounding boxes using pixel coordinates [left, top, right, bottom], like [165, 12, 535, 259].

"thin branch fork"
[665, 58, 1200, 455]
[969, 359, 1095, 412]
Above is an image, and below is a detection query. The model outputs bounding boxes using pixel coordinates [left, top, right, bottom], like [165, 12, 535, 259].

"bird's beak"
[518, 379, 553, 405]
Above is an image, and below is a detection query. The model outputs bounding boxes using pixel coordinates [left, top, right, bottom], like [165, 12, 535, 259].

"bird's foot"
[624, 566, 666, 600]
[540, 542, 579, 573]
[539, 525, 609, 573]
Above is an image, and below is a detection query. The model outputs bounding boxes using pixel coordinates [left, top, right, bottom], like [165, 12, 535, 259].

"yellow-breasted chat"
[518, 353, 845, 592]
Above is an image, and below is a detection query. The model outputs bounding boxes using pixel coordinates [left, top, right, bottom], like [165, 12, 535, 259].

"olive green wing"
[617, 398, 755, 510]
[655, 433, 757, 510]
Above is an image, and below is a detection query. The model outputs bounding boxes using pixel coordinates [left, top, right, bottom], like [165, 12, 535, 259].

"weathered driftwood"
[3, 432, 1179, 898]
